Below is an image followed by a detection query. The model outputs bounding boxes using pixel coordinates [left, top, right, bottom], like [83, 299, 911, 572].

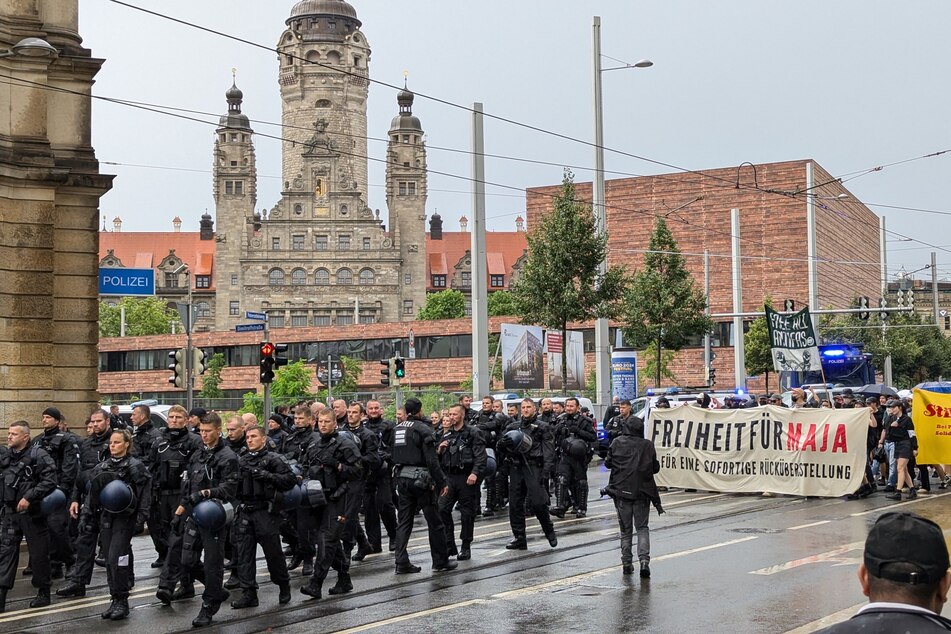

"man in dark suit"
[817, 511, 950, 632]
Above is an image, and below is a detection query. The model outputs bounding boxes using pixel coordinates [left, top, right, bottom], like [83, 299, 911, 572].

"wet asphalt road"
[1, 463, 948, 634]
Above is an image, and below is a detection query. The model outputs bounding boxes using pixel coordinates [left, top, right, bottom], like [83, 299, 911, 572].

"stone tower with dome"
[213, 0, 427, 329]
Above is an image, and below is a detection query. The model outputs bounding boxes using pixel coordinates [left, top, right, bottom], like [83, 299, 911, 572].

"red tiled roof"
[425, 231, 526, 291]
[99, 231, 217, 291]
[486, 252, 506, 275]
[429, 252, 448, 276]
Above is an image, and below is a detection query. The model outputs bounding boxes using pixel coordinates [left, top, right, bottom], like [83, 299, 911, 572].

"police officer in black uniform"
[300, 409, 363, 599]
[342, 402, 381, 566]
[551, 397, 597, 519]
[267, 414, 289, 452]
[604, 399, 642, 442]
[438, 403, 487, 561]
[476, 396, 506, 517]
[57, 408, 112, 598]
[130, 403, 163, 563]
[224, 416, 247, 454]
[363, 400, 397, 553]
[231, 426, 296, 609]
[391, 398, 456, 574]
[157, 412, 238, 627]
[0, 421, 57, 613]
[498, 398, 557, 551]
[35, 407, 79, 579]
[151, 405, 202, 577]
[284, 406, 317, 576]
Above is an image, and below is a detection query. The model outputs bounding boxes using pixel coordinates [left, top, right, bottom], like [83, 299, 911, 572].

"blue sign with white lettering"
[98, 268, 155, 296]
[236, 323, 266, 333]
[245, 311, 267, 321]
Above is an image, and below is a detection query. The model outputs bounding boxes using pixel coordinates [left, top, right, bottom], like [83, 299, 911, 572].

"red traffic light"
[261, 342, 275, 357]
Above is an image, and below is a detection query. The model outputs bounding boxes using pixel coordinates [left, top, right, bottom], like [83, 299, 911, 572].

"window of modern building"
[291, 268, 307, 285]
[196, 302, 210, 317]
[460, 271, 471, 288]
[268, 269, 285, 285]
[338, 234, 351, 250]
[315, 235, 328, 251]
[490, 274, 504, 288]
[292, 234, 305, 250]
[229, 301, 239, 316]
[272, 237, 280, 250]
[403, 300, 413, 316]
[230, 274, 238, 286]
[315, 268, 330, 285]
[195, 276, 210, 289]
[432, 275, 446, 288]
[164, 272, 179, 288]
[363, 237, 371, 250]
[359, 268, 375, 285]
[336, 268, 353, 285]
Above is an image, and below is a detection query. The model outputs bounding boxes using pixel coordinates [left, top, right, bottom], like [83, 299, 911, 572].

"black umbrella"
[857, 384, 898, 398]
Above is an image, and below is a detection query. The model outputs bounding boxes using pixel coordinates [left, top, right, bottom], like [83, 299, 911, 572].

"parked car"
[113, 399, 172, 429]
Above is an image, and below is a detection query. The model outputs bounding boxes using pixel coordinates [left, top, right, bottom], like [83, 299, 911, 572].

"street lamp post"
[592, 16, 651, 413]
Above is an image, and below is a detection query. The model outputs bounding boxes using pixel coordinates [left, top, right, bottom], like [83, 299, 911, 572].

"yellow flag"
[912, 389, 951, 464]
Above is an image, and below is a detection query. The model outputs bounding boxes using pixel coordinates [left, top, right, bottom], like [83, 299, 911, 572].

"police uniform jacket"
[132, 421, 163, 465]
[392, 416, 446, 491]
[283, 426, 316, 465]
[344, 423, 383, 481]
[816, 605, 951, 633]
[33, 426, 80, 495]
[235, 447, 296, 504]
[476, 410, 506, 447]
[605, 432, 660, 507]
[150, 427, 203, 493]
[605, 414, 644, 441]
[304, 430, 362, 494]
[501, 416, 555, 475]
[85, 455, 152, 525]
[71, 430, 111, 504]
[554, 412, 597, 449]
[365, 416, 396, 469]
[267, 427, 289, 453]
[180, 440, 239, 508]
[226, 434, 247, 455]
[0, 444, 57, 512]
[437, 423, 488, 478]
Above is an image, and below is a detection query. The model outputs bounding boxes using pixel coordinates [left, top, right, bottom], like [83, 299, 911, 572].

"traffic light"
[168, 348, 185, 388]
[274, 343, 289, 369]
[380, 358, 393, 386]
[394, 357, 405, 382]
[260, 341, 276, 384]
[879, 297, 888, 323]
[708, 366, 717, 387]
[858, 296, 870, 321]
[192, 348, 207, 375]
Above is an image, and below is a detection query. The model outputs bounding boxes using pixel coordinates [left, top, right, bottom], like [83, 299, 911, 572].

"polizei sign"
[98, 268, 156, 296]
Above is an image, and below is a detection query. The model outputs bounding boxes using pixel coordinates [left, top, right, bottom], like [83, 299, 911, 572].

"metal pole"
[471, 102, 490, 399]
[185, 271, 193, 413]
[263, 317, 270, 418]
[592, 16, 612, 413]
[327, 353, 333, 403]
[731, 209, 746, 389]
[120, 305, 126, 337]
[703, 249, 712, 384]
[880, 217, 893, 387]
[805, 162, 819, 334]
[932, 251, 939, 325]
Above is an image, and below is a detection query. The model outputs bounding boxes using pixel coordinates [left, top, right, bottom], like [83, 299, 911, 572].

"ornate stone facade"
[214, 0, 426, 330]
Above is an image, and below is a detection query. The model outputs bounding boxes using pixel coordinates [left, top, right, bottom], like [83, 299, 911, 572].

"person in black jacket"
[390, 397, 456, 574]
[157, 412, 239, 627]
[476, 396, 506, 517]
[130, 404, 163, 564]
[0, 421, 57, 613]
[284, 406, 317, 576]
[340, 402, 380, 570]
[604, 416, 662, 578]
[879, 399, 917, 501]
[362, 400, 397, 553]
[816, 511, 951, 633]
[34, 407, 80, 579]
[551, 398, 597, 519]
[437, 404, 487, 561]
[85, 428, 152, 620]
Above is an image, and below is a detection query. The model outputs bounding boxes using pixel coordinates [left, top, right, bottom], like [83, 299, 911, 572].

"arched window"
[315, 99, 332, 108]
[358, 268, 375, 285]
[326, 50, 341, 65]
[336, 268, 353, 285]
[291, 268, 307, 285]
[268, 268, 285, 285]
[315, 268, 330, 285]
[196, 302, 210, 317]
[305, 50, 320, 63]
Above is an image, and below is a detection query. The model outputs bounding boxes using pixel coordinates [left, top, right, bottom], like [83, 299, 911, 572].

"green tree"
[745, 298, 774, 392]
[99, 296, 182, 337]
[198, 353, 226, 399]
[642, 341, 677, 388]
[511, 170, 628, 394]
[240, 360, 316, 419]
[417, 289, 466, 320]
[487, 290, 518, 316]
[621, 217, 713, 388]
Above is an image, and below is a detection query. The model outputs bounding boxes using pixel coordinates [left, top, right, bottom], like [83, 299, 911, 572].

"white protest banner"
[648, 404, 868, 497]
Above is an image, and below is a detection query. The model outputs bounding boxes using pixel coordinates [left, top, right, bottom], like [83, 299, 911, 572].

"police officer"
[459, 395, 479, 425]
[284, 406, 317, 576]
[476, 396, 506, 517]
[498, 399, 557, 551]
[332, 399, 349, 428]
[224, 416, 247, 454]
[300, 410, 363, 599]
[157, 412, 238, 627]
[391, 398, 456, 574]
[343, 402, 381, 566]
[551, 397, 597, 519]
[130, 403, 163, 563]
[267, 414, 289, 452]
[34, 407, 80, 579]
[0, 421, 57, 613]
[57, 408, 112, 598]
[150, 405, 202, 578]
[538, 398, 556, 424]
[86, 428, 151, 620]
[605, 399, 643, 442]
[231, 426, 295, 609]
[438, 404, 487, 561]
[362, 400, 397, 553]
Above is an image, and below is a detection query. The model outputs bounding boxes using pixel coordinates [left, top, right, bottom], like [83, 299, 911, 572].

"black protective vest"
[392, 419, 428, 467]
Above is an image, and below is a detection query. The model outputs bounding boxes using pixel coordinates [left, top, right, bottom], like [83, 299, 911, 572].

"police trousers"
[153, 490, 180, 559]
[438, 472, 480, 548]
[68, 510, 99, 585]
[160, 516, 227, 603]
[47, 505, 75, 567]
[363, 474, 397, 550]
[614, 498, 650, 565]
[311, 498, 346, 584]
[0, 509, 50, 590]
[508, 464, 554, 539]
[393, 478, 449, 568]
[100, 512, 135, 599]
[233, 507, 288, 591]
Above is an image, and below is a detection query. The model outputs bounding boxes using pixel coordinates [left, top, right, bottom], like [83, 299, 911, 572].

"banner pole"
[819, 364, 834, 408]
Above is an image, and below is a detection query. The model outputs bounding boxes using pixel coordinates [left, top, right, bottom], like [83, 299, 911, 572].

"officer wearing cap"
[816, 511, 951, 632]
[33, 407, 80, 580]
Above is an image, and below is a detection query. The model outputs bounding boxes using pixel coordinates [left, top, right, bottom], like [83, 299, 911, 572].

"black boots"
[278, 583, 292, 605]
[102, 597, 129, 620]
[506, 537, 528, 550]
[0, 588, 7, 614]
[300, 580, 322, 599]
[231, 589, 258, 609]
[640, 561, 651, 578]
[301, 557, 314, 577]
[192, 604, 214, 628]
[575, 480, 589, 518]
[546, 530, 558, 548]
[29, 587, 51, 608]
[622, 563, 635, 575]
[173, 579, 196, 600]
[328, 572, 353, 595]
[57, 581, 86, 597]
[550, 478, 568, 519]
[458, 542, 472, 561]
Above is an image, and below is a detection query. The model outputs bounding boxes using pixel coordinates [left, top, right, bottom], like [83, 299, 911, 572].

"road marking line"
[749, 542, 864, 576]
[333, 535, 758, 633]
[787, 520, 831, 531]
[0, 589, 157, 623]
[850, 491, 950, 516]
[784, 602, 864, 633]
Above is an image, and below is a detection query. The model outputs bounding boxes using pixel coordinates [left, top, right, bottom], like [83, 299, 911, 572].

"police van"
[113, 399, 173, 428]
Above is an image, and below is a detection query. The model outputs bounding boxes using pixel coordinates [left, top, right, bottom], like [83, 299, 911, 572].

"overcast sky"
[79, 1, 951, 276]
